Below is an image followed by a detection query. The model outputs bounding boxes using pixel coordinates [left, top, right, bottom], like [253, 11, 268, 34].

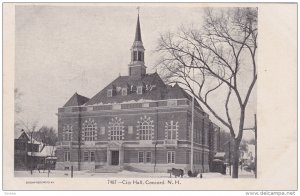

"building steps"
[94, 165, 122, 173]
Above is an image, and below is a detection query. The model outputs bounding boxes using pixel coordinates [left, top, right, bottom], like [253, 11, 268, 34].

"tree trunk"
[232, 139, 241, 178]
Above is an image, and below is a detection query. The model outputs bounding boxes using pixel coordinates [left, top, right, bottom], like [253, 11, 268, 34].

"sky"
[15, 5, 256, 140]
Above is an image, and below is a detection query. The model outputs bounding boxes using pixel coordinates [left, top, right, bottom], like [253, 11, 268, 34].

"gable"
[18, 132, 30, 141]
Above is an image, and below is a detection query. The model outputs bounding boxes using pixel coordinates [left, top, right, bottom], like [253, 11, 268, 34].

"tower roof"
[63, 92, 90, 107]
[134, 14, 142, 42]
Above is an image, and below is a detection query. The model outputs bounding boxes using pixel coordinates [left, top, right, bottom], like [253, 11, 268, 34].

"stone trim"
[81, 118, 98, 141]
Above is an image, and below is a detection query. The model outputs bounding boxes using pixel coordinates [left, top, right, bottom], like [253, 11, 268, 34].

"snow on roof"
[28, 146, 56, 157]
[40, 145, 56, 156]
[15, 129, 42, 145]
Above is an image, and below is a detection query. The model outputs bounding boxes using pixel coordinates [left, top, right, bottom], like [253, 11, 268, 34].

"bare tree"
[156, 8, 257, 178]
[36, 126, 58, 146]
[14, 88, 23, 130]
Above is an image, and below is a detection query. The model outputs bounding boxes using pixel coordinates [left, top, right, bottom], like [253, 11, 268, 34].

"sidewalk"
[14, 169, 255, 178]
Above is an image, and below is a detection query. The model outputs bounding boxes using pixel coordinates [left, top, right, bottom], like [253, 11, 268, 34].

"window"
[82, 119, 97, 141]
[138, 151, 144, 163]
[90, 151, 95, 162]
[167, 151, 175, 164]
[63, 125, 72, 141]
[108, 117, 124, 141]
[165, 121, 178, 140]
[137, 116, 154, 140]
[84, 151, 89, 162]
[138, 51, 144, 61]
[141, 52, 144, 61]
[137, 86, 143, 95]
[107, 89, 112, 97]
[122, 88, 127, 96]
[133, 51, 138, 61]
[130, 85, 134, 92]
[64, 151, 70, 162]
[146, 151, 151, 163]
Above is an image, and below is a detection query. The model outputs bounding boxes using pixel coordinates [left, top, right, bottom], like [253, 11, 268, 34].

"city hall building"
[55, 14, 221, 173]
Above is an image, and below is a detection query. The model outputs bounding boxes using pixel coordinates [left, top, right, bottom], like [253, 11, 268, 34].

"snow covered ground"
[14, 169, 255, 178]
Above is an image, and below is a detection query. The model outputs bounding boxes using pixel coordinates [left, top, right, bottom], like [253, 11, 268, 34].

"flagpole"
[190, 69, 195, 172]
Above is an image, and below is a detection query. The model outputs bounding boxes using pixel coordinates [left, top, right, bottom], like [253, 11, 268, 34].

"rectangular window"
[138, 151, 144, 163]
[137, 86, 143, 95]
[63, 126, 72, 141]
[64, 151, 70, 162]
[107, 89, 112, 97]
[133, 51, 138, 61]
[83, 151, 89, 162]
[167, 151, 175, 164]
[111, 125, 123, 141]
[90, 151, 95, 162]
[138, 51, 143, 61]
[122, 88, 127, 96]
[166, 121, 177, 140]
[146, 151, 151, 163]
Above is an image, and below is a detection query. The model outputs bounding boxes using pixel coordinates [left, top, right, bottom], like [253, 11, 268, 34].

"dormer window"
[122, 88, 127, 96]
[107, 89, 113, 97]
[137, 86, 143, 95]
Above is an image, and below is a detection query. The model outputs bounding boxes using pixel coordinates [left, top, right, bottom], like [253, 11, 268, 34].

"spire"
[134, 13, 142, 42]
[129, 8, 146, 78]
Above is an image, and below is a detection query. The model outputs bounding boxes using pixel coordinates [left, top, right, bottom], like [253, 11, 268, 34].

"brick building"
[55, 14, 222, 173]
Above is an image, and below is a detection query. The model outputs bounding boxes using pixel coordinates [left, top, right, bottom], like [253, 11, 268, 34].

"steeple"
[134, 14, 142, 42]
[129, 10, 146, 78]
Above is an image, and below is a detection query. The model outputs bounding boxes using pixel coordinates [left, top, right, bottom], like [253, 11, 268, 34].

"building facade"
[55, 14, 221, 173]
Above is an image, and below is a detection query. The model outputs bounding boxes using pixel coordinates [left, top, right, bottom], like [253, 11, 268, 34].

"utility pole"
[201, 116, 205, 173]
[78, 112, 82, 171]
[254, 114, 257, 178]
[190, 69, 195, 173]
[154, 107, 158, 173]
[229, 141, 231, 176]
[30, 132, 33, 175]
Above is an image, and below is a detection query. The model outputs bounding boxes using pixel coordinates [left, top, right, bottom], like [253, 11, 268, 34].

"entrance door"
[111, 151, 119, 165]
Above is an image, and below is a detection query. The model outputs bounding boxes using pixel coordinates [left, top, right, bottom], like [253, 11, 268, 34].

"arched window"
[63, 125, 72, 141]
[82, 118, 97, 141]
[137, 116, 154, 140]
[108, 117, 124, 141]
[165, 120, 178, 140]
